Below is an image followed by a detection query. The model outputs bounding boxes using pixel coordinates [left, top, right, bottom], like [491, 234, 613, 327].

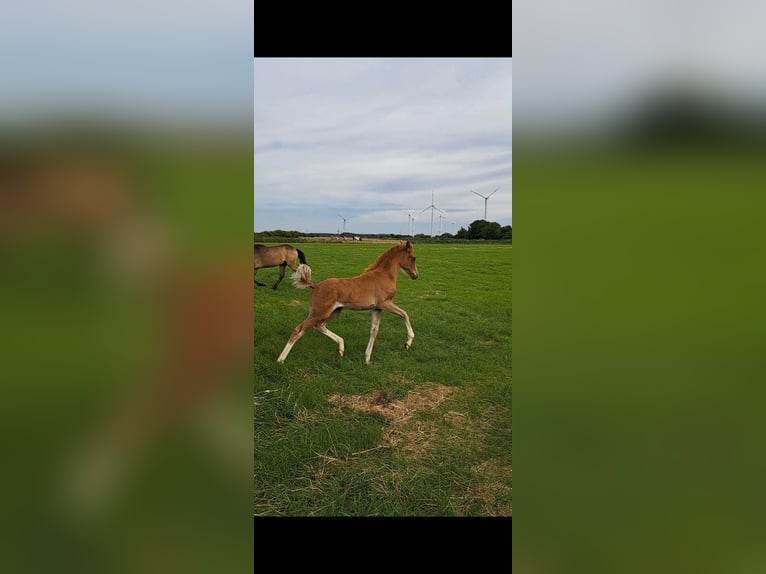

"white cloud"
[254, 58, 512, 234]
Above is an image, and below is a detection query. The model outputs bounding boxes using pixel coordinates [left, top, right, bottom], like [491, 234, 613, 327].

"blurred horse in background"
[254, 244, 306, 290]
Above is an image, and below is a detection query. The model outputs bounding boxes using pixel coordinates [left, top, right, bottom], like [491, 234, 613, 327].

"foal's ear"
[405, 240, 411, 248]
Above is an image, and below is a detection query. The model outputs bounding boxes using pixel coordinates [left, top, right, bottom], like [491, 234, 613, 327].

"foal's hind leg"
[272, 263, 287, 290]
[277, 318, 314, 363]
[380, 300, 415, 350]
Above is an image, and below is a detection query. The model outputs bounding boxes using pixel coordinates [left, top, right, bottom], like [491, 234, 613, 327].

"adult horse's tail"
[292, 264, 314, 289]
[296, 248, 306, 265]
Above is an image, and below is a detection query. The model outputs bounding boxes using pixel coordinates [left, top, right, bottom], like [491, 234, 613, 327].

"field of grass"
[254, 241, 511, 516]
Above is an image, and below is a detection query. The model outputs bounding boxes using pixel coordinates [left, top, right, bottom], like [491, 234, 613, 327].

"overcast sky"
[513, 0, 766, 133]
[254, 58, 512, 236]
[1, 1, 252, 124]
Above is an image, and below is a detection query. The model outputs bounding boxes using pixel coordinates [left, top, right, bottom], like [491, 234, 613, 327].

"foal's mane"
[364, 243, 408, 272]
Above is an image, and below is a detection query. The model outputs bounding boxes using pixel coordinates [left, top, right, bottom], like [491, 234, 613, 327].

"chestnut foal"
[277, 241, 419, 364]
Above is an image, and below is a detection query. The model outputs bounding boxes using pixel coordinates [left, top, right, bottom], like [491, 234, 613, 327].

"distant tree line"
[254, 230, 307, 240]
[254, 220, 511, 242]
[452, 220, 512, 241]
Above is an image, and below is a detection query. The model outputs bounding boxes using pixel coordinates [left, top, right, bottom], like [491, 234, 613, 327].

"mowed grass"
[254, 242, 511, 516]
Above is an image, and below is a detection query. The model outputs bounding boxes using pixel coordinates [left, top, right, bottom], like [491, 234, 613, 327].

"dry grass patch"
[443, 410, 469, 427]
[328, 382, 452, 420]
[328, 383, 453, 458]
[295, 407, 313, 423]
[449, 457, 512, 516]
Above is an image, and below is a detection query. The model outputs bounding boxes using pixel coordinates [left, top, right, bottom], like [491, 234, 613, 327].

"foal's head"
[400, 241, 419, 280]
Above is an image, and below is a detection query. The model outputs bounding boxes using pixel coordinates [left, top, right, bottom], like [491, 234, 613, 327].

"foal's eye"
[412, 256, 416, 262]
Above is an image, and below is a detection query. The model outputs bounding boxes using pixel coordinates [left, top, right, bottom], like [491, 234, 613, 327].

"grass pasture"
[254, 241, 511, 516]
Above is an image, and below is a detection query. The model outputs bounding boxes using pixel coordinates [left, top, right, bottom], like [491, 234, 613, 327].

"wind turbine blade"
[471, 190, 484, 199]
[488, 187, 500, 198]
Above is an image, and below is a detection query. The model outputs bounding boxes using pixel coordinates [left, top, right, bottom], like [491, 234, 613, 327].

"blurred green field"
[0, 132, 254, 574]
[254, 242, 512, 516]
[515, 144, 766, 573]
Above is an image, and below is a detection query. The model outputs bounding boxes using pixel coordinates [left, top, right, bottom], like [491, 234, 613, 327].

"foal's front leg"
[364, 309, 382, 364]
[380, 301, 414, 350]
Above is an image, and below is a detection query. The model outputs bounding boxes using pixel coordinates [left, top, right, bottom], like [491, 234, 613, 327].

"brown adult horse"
[254, 244, 307, 290]
[277, 241, 419, 364]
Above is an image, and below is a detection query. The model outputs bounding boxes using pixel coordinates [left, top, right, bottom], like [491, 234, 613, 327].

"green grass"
[254, 242, 511, 516]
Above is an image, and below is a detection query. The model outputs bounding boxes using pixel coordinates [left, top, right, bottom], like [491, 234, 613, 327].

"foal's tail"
[296, 248, 306, 265]
[292, 264, 314, 289]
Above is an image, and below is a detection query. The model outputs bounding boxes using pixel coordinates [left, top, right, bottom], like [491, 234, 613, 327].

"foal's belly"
[336, 301, 378, 311]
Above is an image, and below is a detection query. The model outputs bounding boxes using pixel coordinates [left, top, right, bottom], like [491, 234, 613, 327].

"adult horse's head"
[400, 241, 419, 280]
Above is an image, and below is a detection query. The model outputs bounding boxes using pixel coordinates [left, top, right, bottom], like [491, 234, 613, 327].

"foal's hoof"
[404, 342, 411, 350]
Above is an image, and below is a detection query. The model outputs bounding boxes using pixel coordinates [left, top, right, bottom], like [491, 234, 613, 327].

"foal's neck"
[377, 257, 401, 282]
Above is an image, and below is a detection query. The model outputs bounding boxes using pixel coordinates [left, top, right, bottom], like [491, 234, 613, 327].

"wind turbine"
[338, 214, 354, 234]
[471, 187, 501, 221]
[405, 211, 417, 237]
[420, 191, 444, 237]
[438, 213, 448, 236]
